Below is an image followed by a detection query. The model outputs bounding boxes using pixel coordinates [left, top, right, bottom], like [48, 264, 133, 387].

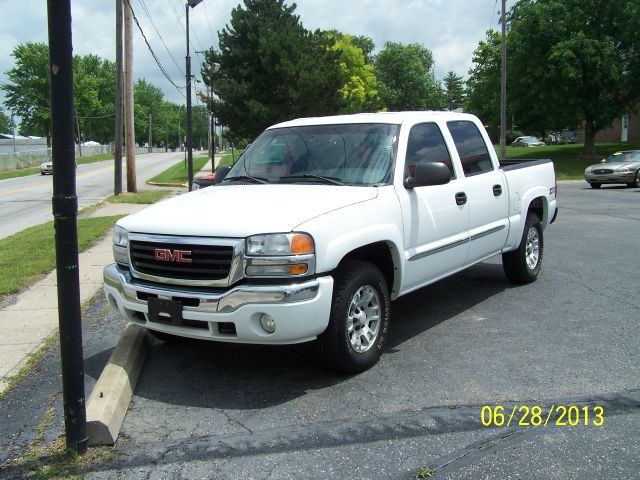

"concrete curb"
[86, 323, 150, 446]
[146, 181, 187, 188]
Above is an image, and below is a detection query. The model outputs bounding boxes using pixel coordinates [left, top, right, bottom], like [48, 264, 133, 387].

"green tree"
[0, 109, 12, 133]
[443, 71, 465, 111]
[74, 54, 116, 144]
[202, 0, 342, 141]
[328, 33, 380, 113]
[1, 42, 51, 142]
[465, 30, 503, 136]
[351, 35, 375, 63]
[374, 42, 444, 111]
[133, 78, 165, 146]
[508, 0, 640, 156]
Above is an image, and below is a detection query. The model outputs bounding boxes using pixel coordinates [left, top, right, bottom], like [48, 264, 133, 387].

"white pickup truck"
[104, 112, 557, 373]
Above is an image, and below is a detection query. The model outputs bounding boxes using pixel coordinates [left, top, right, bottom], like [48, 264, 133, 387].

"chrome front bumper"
[103, 263, 334, 344]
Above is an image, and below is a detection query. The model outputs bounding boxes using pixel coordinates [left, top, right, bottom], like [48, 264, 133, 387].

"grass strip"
[0, 215, 123, 300]
[498, 141, 640, 180]
[106, 190, 173, 204]
[147, 156, 209, 185]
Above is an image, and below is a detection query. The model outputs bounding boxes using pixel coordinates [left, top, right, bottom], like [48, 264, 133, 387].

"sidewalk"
[0, 202, 148, 394]
[0, 156, 219, 394]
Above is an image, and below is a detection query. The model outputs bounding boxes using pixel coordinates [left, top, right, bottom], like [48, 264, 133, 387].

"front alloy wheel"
[318, 260, 390, 373]
[347, 285, 381, 353]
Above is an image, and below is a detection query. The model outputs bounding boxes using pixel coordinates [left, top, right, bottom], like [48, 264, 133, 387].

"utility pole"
[124, 0, 137, 192]
[47, 0, 88, 455]
[114, 0, 123, 195]
[500, 0, 507, 161]
[148, 113, 152, 153]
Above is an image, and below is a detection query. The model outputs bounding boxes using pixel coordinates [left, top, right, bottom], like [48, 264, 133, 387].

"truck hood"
[118, 184, 378, 237]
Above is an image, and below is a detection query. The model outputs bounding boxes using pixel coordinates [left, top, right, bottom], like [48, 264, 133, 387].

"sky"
[0, 0, 509, 111]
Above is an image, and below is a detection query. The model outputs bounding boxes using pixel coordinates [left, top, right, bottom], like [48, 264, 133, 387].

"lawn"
[497, 141, 640, 180]
[217, 149, 245, 168]
[0, 215, 123, 300]
[147, 156, 209, 185]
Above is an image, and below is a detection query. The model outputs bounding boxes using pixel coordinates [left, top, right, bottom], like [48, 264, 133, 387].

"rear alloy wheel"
[502, 213, 543, 284]
[626, 171, 640, 188]
[317, 260, 390, 374]
[589, 182, 601, 189]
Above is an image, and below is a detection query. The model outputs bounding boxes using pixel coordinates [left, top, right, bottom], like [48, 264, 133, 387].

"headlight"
[245, 233, 315, 277]
[192, 183, 200, 190]
[585, 166, 592, 173]
[113, 225, 129, 247]
[112, 225, 129, 266]
[246, 233, 314, 256]
[617, 167, 634, 173]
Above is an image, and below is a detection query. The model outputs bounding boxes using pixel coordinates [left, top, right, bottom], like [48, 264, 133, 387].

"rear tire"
[626, 171, 640, 188]
[589, 182, 601, 189]
[502, 213, 543, 284]
[317, 260, 390, 374]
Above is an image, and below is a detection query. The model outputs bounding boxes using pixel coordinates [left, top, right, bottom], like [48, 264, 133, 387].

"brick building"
[577, 112, 640, 143]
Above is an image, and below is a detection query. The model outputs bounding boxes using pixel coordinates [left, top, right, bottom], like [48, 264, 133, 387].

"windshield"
[225, 123, 399, 186]
[605, 151, 640, 163]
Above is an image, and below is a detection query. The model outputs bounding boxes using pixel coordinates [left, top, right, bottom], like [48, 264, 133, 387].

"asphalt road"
[2, 180, 639, 479]
[0, 151, 185, 239]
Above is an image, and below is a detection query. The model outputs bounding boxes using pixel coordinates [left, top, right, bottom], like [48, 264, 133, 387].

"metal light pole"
[209, 62, 220, 173]
[185, 0, 203, 191]
[47, 0, 88, 454]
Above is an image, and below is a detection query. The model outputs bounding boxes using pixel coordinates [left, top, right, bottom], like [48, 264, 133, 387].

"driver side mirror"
[214, 164, 231, 183]
[404, 162, 451, 189]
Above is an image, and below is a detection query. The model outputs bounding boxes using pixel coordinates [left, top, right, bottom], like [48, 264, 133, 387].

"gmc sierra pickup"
[104, 112, 557, 372]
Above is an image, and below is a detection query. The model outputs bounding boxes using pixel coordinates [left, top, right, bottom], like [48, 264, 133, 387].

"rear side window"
[405, 123, 455, 179]
[447, 121, 494, 176]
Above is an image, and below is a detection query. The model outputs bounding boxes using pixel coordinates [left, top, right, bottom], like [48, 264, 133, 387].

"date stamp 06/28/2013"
[481, 405, 605, 428]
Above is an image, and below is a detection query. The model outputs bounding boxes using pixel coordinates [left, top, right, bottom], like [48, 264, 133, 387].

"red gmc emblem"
[154, 248, 192, 263]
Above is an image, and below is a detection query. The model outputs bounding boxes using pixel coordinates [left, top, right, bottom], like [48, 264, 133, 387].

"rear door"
[446, 120, 509, 264]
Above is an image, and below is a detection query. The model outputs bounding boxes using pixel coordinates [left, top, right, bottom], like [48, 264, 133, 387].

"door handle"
[455, 192, 467, 205]
[493, 184, 503, 196]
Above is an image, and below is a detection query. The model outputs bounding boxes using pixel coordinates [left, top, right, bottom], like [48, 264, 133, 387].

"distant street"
[0, 151, 185, 239]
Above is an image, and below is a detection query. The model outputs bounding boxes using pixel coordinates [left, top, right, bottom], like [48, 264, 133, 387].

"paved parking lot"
[86, 181, 640, 479]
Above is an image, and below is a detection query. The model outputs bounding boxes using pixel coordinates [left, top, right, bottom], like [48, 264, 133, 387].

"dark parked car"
[584, 150, 640, 189]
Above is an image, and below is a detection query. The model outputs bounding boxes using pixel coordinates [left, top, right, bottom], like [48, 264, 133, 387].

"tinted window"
[447, 121, 494, 176]
[405, 123, 455, 179]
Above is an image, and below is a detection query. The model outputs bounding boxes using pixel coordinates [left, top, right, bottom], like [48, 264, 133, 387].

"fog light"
[260, 314, 276, 334]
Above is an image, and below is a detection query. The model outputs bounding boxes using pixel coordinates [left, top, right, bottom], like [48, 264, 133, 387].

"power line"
[127, 1, 186, 98]
[202, 1, 217, 47]
[167, 0, 204, 53]
[136, 0, 183, 76]
[75, 113, 115, 119]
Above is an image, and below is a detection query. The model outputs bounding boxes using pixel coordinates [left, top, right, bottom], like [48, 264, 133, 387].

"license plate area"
[147, 297, 184, 326]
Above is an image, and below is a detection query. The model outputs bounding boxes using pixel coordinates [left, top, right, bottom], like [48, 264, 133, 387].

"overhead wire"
[127, 1, 186, 99]
[136, 0, 184, 76]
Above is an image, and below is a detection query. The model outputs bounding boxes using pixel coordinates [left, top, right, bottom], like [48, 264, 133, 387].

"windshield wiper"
[279, 174, 345, 186]
[223, 175, 269, 184]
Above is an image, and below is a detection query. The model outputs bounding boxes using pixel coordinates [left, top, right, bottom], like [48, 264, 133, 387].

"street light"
[185, 0, 203, 191]
[209, 62, 220, 173]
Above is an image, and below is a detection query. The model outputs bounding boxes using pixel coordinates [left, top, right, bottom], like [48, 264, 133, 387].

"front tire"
[589, 182, 601, 189]
[502, 213, 543, 284]
[317, 260, 390, 374]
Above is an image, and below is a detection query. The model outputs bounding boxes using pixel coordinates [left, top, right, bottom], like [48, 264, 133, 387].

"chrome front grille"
[593, 169, 613, 175]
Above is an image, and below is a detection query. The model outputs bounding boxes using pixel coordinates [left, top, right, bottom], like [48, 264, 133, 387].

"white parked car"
[40, 156, 53, 175]
[511, 136, 546, 147]
[105, 112, 558, 373]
